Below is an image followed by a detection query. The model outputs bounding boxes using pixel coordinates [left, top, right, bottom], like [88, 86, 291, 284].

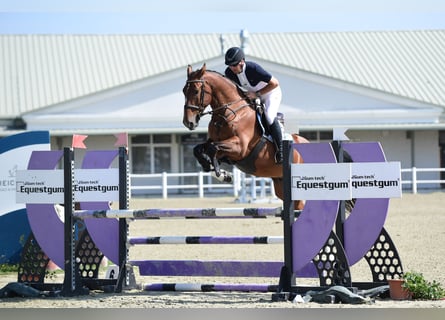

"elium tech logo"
[0, 165, 17, 193]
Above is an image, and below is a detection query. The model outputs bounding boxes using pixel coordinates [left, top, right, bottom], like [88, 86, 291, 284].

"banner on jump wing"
[15, 169, 119, 203]
[291, 162, 401, 200]
[350, 162, 401, 198]
[291, 163, 352, 200]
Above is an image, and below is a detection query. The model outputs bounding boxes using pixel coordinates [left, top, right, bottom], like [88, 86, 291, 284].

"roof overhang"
[3, 121, 444, 138]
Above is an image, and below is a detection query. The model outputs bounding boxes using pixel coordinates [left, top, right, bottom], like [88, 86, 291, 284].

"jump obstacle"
[16, 140, 405, 300]
[17, 147, 289, 295]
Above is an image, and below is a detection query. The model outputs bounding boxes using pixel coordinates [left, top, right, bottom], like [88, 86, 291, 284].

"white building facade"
[1, 31, 444, 192]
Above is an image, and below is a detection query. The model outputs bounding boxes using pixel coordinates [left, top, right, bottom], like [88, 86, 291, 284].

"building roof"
[1, 30, 444, 121]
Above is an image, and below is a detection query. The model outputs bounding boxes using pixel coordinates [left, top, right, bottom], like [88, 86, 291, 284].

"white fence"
[401, 167, 445, 194]
[130, 168, 276, 202]
[130, 167, 445, 200]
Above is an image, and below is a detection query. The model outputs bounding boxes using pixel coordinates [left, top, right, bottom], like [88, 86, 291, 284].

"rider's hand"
[247, 91, 259, 100]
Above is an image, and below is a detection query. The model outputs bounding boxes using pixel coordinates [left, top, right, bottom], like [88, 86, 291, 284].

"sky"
[0, 0, 444, 34]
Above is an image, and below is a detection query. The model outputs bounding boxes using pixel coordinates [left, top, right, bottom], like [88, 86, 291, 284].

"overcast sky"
[1, 0, 444, 34]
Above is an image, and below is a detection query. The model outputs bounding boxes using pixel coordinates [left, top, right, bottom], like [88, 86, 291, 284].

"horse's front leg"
[193, 140, 235, 183]
[193, 141, 224, 176]
[210, 139, 243, 182]
[193, 142, 213, 172]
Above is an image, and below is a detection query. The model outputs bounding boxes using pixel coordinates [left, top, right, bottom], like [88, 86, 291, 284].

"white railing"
[130, 168, 277, 202]
[400, 167, 445, 194]
[130, 167, 445, 199]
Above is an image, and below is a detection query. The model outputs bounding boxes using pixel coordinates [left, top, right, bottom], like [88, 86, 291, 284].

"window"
[301, 130, 332, 142]
[180, 133, 207, 173]
[132, 146, 151, 174]
[131, 134, 172, 173]
[180, 133, 208, 188]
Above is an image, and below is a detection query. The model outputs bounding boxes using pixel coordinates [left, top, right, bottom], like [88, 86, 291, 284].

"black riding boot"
[269, 118, 283, 164]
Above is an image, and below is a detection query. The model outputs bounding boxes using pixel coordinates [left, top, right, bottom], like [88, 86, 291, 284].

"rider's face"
[229, 60, 244, 74]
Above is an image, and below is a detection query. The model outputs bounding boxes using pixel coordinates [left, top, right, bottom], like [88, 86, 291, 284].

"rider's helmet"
[225, 47, 245, 66]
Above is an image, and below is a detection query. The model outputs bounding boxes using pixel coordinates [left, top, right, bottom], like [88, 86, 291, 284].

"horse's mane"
[206, 69, 250, 98]
[188, 66, 251, 101]
[207, 69, 235, 85]
[207, 69, 225, 77]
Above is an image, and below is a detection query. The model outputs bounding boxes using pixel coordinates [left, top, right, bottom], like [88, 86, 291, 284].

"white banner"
[291, 163, 351, 200]
[74, 169, 120, 202]
[16, 169, 120, 203]
[351, 162, 401, 198]
[15, 170, 64, 203]
[290, 161, 402, 201]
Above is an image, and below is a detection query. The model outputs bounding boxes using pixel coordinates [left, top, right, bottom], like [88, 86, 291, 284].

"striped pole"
[129, 236, 284, 245]
[74, 207, 282, 219]
[131, 260, 283, 277]
[142, 283, 279, 292]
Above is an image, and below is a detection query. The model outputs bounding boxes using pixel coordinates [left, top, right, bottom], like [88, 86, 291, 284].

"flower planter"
[388, 279, 412, 300]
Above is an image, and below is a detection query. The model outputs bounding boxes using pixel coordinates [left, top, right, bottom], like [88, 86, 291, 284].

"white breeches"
[261, 87, 282, 125]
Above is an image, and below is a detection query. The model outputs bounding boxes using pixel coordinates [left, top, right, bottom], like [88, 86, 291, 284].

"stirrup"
[274, 153, 283, 164]
[274, 147, 283, 164]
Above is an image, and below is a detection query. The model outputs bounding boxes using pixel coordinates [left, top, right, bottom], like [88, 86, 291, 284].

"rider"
[224, 46, 283, 163]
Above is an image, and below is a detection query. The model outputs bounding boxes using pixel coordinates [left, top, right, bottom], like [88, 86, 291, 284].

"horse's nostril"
[183, 120, 194, 130]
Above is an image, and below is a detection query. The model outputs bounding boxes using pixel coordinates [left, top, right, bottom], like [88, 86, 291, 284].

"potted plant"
[388, 271, 445, 300]
[387, 277, 412, 300]
[401, 271, 445, 300]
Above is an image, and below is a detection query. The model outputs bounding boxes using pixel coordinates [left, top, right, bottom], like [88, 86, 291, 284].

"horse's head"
[182, 64, 212, 130]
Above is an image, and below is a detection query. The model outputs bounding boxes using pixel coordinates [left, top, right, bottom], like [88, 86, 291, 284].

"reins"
[185, 72, 254, 123]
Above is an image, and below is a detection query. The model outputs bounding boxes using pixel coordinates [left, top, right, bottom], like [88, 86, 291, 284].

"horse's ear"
[187, 65, 193, 78]
[195, 63, 206, 78]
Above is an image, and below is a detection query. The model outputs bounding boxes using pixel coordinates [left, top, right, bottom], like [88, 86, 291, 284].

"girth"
[233, 136, 268, 175]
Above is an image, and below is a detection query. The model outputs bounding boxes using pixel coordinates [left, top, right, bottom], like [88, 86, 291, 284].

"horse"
[182, 63, 309, 210]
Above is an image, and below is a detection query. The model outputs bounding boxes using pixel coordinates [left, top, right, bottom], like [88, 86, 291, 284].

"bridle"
[183, 76, 252, 122]
[183, 79, 208, 115]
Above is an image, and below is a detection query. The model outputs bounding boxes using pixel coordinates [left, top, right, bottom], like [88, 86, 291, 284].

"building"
[1, 30, 444, 191]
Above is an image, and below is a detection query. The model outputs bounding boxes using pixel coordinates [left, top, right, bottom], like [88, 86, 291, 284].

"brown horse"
[182, 64, 308, 209]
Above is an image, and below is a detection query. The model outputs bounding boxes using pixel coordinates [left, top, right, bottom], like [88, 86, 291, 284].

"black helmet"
[225, 47, 245, 66]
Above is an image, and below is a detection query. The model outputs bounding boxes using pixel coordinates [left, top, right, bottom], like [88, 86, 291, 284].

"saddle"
[232, 100, 287, 174]
[234, 83, 284, 138]
[220, 81, 285, 173]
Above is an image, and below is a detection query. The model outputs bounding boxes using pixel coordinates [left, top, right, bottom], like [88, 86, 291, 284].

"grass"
[0, 263, 18, 274]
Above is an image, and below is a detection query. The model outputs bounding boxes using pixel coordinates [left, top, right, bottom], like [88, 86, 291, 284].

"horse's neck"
[211, 82, 248, 110]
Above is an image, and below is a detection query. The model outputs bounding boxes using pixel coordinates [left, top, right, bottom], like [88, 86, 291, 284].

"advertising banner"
[291, 162, 401, 200]
[291, 163, 352, 200]
[16, 168, 120, 203]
